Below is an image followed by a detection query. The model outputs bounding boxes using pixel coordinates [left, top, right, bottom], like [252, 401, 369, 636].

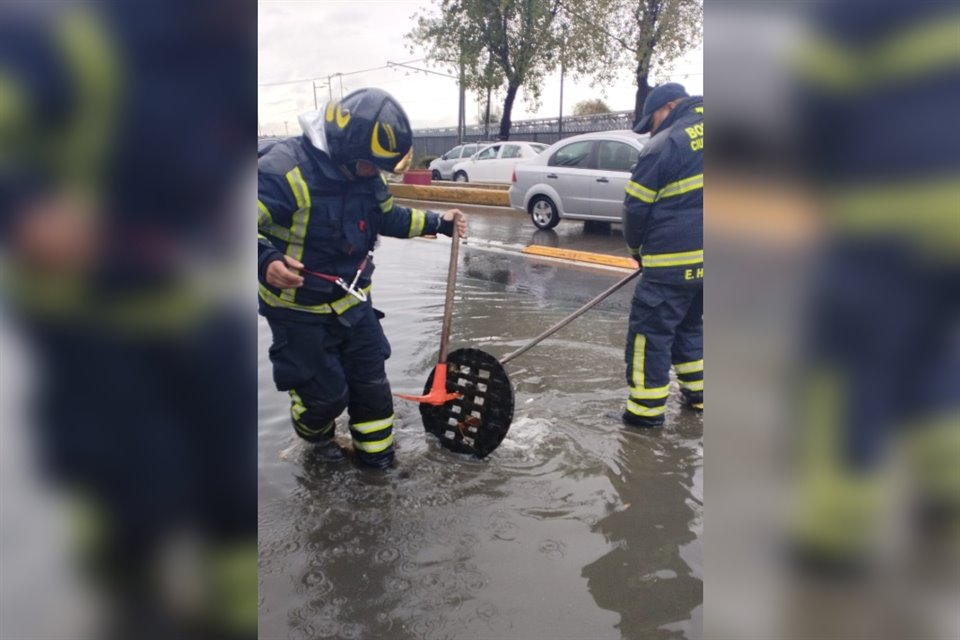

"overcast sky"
[258, 0, 703, 136]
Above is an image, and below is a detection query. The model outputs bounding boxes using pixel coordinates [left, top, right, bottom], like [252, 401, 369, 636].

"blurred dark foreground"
[705, 0, 959, 638]
[0, 2, 256, 639]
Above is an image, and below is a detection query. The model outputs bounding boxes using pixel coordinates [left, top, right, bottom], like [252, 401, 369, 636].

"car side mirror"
[441, 154, 448, 160]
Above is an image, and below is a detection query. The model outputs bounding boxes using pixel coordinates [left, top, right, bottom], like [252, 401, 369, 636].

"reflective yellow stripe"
[691, 402, 703, 410]
[208, 542, 258, 633]
[258, 284, 371, 315]
[631, 334, 646, 389]
[626, 180, 657, 203]
[0, 71, 29, 129]
[627, 245, 641, 258]
[293, 417, 324, 436]
[657, 173, 703, 200]
[331, 287, 371, 314]
[797, 18, 960, 91]
[282, 167, 311, 302]
[257, 200, 294, 243]
[641, 249, 703, 268]
[351, 415, 394, 435]
[830, 179, 960, 253]
[292, 417, 333, 437]
[257, 200, 272, 226]
[408, 208, 426, 237]
[627, 175, 703, 204]
[674, 359, 703, 374]
[57, 10, 120, 184]
[289, 390, 307, 420]
[679, 379, 704, 392]
[260, 224, 294, 243]
[630, 385, 670, 400]
[626, 400, 666, 417]
[380, 196, 395, 213]
[353, 434, 395, 453]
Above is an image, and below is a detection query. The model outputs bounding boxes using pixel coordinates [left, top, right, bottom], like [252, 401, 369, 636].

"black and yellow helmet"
[323, 88, 413, 174]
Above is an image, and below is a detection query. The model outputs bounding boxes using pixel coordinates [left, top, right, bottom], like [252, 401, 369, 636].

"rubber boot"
[312, 438, 345, 462]
[621, 411, 665, 428]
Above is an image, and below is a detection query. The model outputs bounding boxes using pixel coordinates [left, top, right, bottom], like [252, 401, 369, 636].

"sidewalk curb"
[521, 245, 637, 270]
[389, 183, 510, 207]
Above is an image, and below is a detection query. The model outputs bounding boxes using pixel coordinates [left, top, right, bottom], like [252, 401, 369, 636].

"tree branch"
[556, 0, 637, 54]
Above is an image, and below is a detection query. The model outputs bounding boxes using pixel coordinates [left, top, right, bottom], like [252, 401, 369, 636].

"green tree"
[558, 0, 703, 126]
[573, 98, 612, 115]
[410, 0, 583, 140]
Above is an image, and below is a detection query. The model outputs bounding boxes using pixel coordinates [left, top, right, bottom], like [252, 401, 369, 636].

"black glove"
[437, 216, 454, 237]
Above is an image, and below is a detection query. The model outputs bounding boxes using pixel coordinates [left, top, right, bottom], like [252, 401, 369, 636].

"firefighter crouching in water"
[622, 83, 704, 427]
[258, 88, 467, 469]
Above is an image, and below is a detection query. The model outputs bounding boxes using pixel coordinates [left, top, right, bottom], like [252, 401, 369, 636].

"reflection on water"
[259, 237, 703, 639]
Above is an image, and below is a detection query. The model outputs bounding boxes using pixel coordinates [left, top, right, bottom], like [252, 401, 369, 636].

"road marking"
[521, 246, 637, 269]
[457, 239, 633, 273]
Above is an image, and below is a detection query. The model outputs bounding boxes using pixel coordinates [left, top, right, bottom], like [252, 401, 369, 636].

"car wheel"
[454, 171, 469, 183]
[529, 196, 560, 230]
[431, 170, 442, 180]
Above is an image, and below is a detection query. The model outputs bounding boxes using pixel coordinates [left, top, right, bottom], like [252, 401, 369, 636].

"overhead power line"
[258, 58, 426, 87]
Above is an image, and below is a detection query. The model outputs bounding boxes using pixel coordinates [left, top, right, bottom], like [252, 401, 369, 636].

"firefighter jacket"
[258, 134, 450, 324]
[623, 97, 704, 284]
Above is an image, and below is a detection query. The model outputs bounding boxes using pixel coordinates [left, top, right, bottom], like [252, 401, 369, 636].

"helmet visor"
[391, 147, 413, 175]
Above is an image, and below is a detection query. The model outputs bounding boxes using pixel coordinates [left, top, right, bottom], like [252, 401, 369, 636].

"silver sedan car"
[509, 130, 648, 229]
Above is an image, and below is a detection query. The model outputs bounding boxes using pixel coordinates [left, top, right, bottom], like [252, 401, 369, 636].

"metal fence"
[413, 110, 636, 159]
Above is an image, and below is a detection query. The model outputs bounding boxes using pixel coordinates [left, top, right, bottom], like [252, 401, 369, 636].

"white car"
[427, 142, 492, 181]
[509, 130, 648, 229]
[450, 141, 548, 184]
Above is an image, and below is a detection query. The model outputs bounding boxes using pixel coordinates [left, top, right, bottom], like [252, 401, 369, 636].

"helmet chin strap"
[335, 162, 371, 181]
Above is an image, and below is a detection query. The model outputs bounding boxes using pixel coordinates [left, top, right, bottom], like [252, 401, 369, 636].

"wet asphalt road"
[258, 202, 703, 639]
[398, 198, 628, 256]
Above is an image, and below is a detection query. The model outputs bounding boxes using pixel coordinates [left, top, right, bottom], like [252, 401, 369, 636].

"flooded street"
[258, 211, 703, 640]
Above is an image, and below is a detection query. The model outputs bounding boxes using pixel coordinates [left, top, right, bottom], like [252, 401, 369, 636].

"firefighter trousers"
[265, 305, 395, 466]
[625, 278, 703, 425]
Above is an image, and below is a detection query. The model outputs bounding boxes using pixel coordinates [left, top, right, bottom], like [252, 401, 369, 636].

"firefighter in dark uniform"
[258, 88, 467, 469]
[622, 83, 704, 427]
[1, 5, 256, 637]
[788, 0, 960, 572]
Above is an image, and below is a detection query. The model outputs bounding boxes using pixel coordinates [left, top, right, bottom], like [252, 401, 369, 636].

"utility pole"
[312, 79, 318, 110]
[558, 60, 565, 139]
[457, 59, 466, 145]
[559, 24, 567, 140]
[327, 74, 334, 101]
[284, 121, 289, 136]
